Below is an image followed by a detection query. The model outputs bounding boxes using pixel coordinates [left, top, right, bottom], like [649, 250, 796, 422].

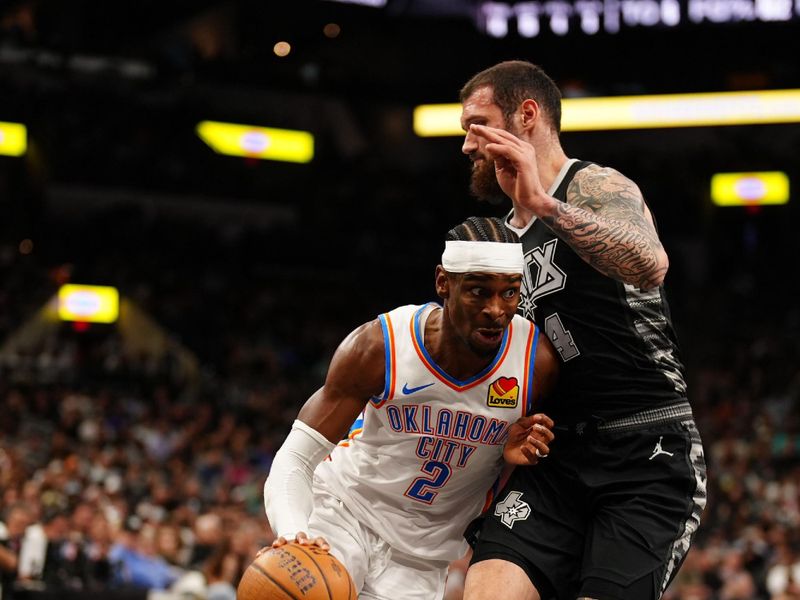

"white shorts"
[308, 487, 449, 600]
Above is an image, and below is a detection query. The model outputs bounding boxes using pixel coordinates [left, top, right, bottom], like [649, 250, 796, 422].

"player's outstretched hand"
[267, 531, 331, 552]
[503, 413, 555, 465]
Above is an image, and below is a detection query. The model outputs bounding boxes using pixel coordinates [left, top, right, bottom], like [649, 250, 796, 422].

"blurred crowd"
[0, 349, 273, 600]
[1, 207, 799, 600]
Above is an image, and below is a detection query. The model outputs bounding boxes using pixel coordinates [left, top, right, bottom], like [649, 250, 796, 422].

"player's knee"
[464, 559, 540, 600]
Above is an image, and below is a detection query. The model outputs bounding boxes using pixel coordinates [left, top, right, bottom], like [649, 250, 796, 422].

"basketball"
[237, 542, 357, 600]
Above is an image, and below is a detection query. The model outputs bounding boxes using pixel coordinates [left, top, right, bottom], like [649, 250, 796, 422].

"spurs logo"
[648, 436, 675, 460]
[494, 491, 531, 529]
[519, 239, 566, 320]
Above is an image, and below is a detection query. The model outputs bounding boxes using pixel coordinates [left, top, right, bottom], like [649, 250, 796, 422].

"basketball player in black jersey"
[458, 61, 707, 600]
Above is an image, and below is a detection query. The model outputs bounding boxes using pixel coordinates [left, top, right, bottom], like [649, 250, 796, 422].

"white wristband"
[263, 420, 336, 539]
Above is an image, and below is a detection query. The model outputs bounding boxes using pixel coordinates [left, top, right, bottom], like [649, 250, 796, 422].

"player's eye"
[470, 288, 485, 297]
[503, 289, 519, 299]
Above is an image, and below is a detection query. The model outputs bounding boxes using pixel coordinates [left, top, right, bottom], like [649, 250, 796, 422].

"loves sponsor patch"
[487, 376, 519, 408]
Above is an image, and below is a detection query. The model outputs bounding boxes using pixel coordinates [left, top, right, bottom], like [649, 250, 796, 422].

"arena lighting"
[196, 121, 314, 163]
[479, 0, 798, 38]
[414, 89, 800, 135]
[0, 121, 27, 156]
[711, 171, 790, 206]
[58, 284, 120, 324]
[324, 0, 387, 6]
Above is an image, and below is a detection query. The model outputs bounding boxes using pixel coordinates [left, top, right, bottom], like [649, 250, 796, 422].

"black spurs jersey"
[506, 159, 687, 422]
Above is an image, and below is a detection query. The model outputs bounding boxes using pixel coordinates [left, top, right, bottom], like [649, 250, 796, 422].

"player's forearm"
[263, 420, 335, 539]
[540, 200, 668, 289]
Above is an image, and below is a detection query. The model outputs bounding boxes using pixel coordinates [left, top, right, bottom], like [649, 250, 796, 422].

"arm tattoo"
[540, 166, 667, 289]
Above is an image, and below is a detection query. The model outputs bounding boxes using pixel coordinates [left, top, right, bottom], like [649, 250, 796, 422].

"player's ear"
[435, 266, 450, 299]
[520, 98, 540, 130]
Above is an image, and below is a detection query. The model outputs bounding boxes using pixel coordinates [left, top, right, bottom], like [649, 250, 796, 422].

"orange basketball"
[237, 542, 357, 600]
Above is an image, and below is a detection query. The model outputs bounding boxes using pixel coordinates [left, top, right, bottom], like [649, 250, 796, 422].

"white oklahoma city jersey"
[313, 303, 541, 562]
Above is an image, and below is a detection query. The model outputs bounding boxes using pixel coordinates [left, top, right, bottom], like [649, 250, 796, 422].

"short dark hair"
[460, 60, 562, 134]
[446, 216, 519, 243]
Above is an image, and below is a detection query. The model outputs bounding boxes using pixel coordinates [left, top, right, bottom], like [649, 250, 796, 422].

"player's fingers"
[520, 445, 540, 464]
[514, 415, 537, 429]
[528, 436, 550, 457]
[532, 423, 555, 444]
[312, 536, 331, 551]
[270, 537, 289, 549]
[294, 531, 311, 544]
[484, 142, 521, 162]
[532, 413, 554, 430]
[470, 124, 524, 145]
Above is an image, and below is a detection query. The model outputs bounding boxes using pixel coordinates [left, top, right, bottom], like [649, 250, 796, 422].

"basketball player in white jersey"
[262, 216, 559, 600]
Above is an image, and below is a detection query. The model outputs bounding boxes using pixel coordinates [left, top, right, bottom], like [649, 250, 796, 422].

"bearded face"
[469, 154, 505, 204]
[468, 116, 519, 205]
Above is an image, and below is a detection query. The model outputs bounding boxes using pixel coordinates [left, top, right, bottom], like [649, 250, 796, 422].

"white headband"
[441, 240, 525, 274]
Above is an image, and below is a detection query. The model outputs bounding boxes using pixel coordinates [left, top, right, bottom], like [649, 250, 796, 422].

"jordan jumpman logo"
[648, 436, 675, 460]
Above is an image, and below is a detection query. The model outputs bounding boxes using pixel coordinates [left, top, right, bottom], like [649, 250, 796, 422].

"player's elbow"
[641, 248, 669, 289]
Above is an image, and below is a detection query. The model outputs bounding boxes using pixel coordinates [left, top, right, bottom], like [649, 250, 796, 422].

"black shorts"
[470, 417, 707, 600]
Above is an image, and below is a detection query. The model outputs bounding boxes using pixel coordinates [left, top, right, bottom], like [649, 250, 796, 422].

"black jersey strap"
[551, 159, 593, 201]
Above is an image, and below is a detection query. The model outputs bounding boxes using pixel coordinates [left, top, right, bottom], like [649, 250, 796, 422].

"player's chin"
[470, 330, 503, 354]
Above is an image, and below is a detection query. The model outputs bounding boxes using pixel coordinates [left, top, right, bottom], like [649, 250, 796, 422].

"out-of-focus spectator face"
[181, 476, 202, 500]
[229, 519, 261, 559]
[137, 523, 158, 556]
[194, 513, 223, 546]
[45, 514, 70, 540]
[2, 485, 20, 508]
[89, 514, 112, 546]
[71, 501, 95, 535]
[21, 480, 41, 505]
[4, 504, 32, 538]
[156, 524, 182, 563]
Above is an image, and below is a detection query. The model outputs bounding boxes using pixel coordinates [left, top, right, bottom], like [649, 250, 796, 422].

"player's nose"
[462, 130, 477, 155]
[482, 296, 507, 322]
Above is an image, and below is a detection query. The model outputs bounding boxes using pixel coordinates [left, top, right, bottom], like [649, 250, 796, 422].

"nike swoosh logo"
[402, 382, 435, 395]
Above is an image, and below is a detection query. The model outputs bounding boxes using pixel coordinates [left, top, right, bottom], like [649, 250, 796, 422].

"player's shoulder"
[331, 319, 385, 378]
[567, 161, 644, 208]
[379, 303, 438, 330]
[572, 161, 635, 186]
[349, 304, 428, 348]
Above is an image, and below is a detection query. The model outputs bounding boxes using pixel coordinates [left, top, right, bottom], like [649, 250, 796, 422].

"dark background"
[2, 0, 798, 371]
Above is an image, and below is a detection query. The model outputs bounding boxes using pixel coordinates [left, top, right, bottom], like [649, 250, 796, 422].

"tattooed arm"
[469, 124, 668, 290]
[541, 165, 669, 290]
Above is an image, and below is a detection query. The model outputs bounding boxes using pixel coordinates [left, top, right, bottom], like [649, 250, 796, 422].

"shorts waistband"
[558, 401, 693, 437]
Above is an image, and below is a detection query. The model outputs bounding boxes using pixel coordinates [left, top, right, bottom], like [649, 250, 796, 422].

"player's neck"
[424, 308, 494, 380]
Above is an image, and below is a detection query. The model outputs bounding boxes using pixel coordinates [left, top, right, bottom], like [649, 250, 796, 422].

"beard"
[469, 157, 506, 205]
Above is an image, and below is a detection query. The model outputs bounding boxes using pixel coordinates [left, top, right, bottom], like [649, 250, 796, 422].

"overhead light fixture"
[0, 121, 27, 156]
[414, 89, 800, 135]
[58, 284, 120, 324]
[196, 121, 314, 163]
[711, 171, 789, 206]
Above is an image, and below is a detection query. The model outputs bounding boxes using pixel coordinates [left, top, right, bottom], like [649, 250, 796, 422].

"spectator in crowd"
[187, 514, 224, 571]
[0, 504, 33, 599]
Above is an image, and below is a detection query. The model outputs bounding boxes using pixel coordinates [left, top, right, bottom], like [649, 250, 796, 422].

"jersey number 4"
[544, 313, 580, 362]
[405, 461, 452, 504]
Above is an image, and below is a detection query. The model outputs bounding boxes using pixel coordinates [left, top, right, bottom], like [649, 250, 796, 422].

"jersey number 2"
[405, 461, 451, 504]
